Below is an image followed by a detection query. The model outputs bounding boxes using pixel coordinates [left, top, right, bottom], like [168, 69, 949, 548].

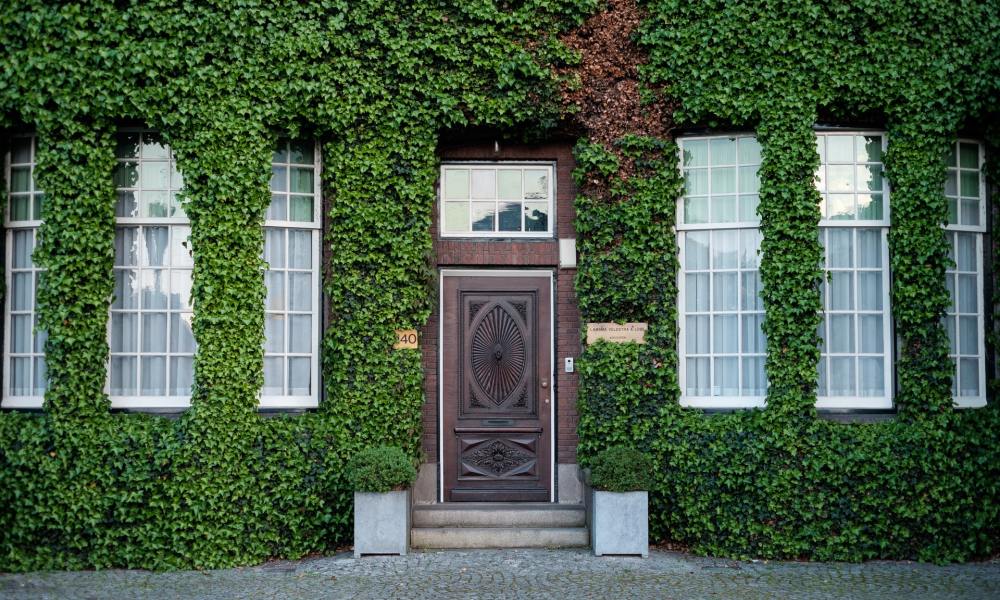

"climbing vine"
[574, 0, 1000, 562]
[0, 0, 596, 571]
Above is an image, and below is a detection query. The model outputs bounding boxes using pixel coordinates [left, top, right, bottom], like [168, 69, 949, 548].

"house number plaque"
[586, 322, 647, 345]
[394, 329, 419, 349]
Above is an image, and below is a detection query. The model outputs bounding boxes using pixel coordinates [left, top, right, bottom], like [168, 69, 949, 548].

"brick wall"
[421, 140, 581, 464]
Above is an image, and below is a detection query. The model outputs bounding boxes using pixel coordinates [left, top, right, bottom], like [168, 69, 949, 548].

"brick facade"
[421, 139, 581, 467]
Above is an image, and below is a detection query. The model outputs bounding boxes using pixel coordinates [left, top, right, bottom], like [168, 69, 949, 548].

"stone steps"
[410, 503, 589, 549]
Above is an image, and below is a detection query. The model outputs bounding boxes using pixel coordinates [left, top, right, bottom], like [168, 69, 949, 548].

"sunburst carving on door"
[469, 303, 526, 406]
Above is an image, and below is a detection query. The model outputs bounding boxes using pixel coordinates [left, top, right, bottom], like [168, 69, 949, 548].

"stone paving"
[2, 548, 1000, 600]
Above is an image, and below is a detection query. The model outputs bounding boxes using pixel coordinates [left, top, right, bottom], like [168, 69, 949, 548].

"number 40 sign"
[394, 329, 419, 350]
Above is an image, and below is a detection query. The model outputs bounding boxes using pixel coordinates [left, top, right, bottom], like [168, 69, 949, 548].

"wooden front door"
[441, 273, 552, 502]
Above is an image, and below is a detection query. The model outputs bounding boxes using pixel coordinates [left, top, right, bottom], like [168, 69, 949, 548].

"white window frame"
[2, 133, 45, 408]
[815, 131, 893, 409]
[944, 139, 987, 408]
[677, 133, 767, 409]
[106, 129, 194, 409]
[438, 162, 555, 238]
[261, 140, 322, 409]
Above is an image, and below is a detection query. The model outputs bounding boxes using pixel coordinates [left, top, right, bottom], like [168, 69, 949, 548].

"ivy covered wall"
[1, 0, 999, 571]
[574, 0, 1000, 562]
[0, 0, 597, 570]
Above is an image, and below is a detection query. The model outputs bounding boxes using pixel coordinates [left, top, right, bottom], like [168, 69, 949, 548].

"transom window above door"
[440, 164, 554, 237]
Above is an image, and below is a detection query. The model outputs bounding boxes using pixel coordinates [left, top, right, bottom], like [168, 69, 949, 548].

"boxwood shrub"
[346, 446, 417, 493]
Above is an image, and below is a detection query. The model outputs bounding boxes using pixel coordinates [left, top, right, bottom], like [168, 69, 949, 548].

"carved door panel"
[442, 274, 551, 502]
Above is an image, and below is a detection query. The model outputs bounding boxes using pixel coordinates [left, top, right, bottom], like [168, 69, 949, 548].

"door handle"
[540, 378, 548, 389]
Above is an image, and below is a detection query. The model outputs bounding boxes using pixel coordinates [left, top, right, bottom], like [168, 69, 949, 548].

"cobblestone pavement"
[3, 548, 1000, 600]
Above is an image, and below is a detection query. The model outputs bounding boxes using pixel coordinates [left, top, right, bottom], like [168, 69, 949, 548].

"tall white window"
[439, 164, 553, 237]
[109, 131, 194, 408]
[262, 140, 320, 408]
[944, 140, 986, 407]
[815, 132, 893, 408]
[3, 135, 46, 408]
[678, 135, 767, 408]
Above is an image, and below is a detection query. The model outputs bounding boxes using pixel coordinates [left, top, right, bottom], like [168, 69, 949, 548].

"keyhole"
[493, 343, 503, 361]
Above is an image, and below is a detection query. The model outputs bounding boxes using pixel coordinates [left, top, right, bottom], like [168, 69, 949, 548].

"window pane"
[289, 315, 311, 353]
[523, 170, 548, 200]
[266, 271, 285, 310]
[524, 203, 548, 232]
[686, 315, 709, 353]
[957, 274, 977, 312]
[711, 167, 735, 194]
[685, 273, 709, 312]
[290, 195, 314, 222]
[170, 314, 196, 353]
[684, 197, 709, 224]
[289, 273, 312, 311]
[828, 315, 854, 353]
[959, 359, 979, 396]
[737, 137, 761, 164]
[857, 229, 881, 268]
[827, 229, 852, 268]
[445, 169, 469, 199]
[713, 315, 738, 353]
[856, 136, 882, 163]
[443, 203, 469, 232]
[858, 272, 882, 310]
[829, 357, 855, 396]
[714, 357, 738, 396]
[959, 143, 978, 169]
[11, 272, 33, 311]
[264, 357, 284, 395]
[958, 316, 978, 355]
[169, 357, 193, 396]
[859, 315, 883, 353]
[289, 140, 314, 164]
[288, 358, 311, 396]
[712, 230, 738, 268]
[111, 313, 138, 353]
[290, 168, 314, 194]
[686, 357, 709, 396]
[683, 140, 708, 167]
[859, 358, 884, 397]
[142, 313, 168, 352]
[742, 314, 765, 353]
[684, 169, 709, 196]
[711, 196, 737, 222]
[709, 138, 736, 165]
[143, 227, 169, 266]
[471, 203, 495, 232]
[742, 357, 765, 396]
[826, 136, 854, 162]
[265, 315, 285, 353]
[10, 315, 31, 353]
[111, 357, 137, 396]
[141, 357, 166, 396]
[712, 272, 738, 311]
[498, 201, 520, 231]
[471, 170, 495, 199]
[685, 232, 710, 269]
[288, 230, 312, 269]
[828, 271, 853, 310]
[497, 170, 521, 200]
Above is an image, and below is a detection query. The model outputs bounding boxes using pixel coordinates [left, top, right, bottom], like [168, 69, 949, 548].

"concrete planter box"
[591, 490, 648, 557]
[353, 490, 410, 557]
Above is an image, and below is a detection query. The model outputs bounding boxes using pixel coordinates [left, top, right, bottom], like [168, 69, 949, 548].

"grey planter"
[353, 490, 410, 557]
[591, 490, 648, 557]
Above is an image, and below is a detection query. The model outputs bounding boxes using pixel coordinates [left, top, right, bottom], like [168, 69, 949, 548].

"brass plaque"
[586, 322, 647, 345]
[394, 329, 419, 350]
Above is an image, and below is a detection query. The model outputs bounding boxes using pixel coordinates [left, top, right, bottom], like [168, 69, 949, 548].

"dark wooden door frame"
[438, 269, 555, 503]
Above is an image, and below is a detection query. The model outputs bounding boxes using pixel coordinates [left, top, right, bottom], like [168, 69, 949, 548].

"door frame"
[438, 268, 556, 503]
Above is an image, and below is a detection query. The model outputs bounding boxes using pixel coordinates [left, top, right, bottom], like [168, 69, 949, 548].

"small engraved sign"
[394, 329, 419, 349]
[586, 322, 647, 345]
